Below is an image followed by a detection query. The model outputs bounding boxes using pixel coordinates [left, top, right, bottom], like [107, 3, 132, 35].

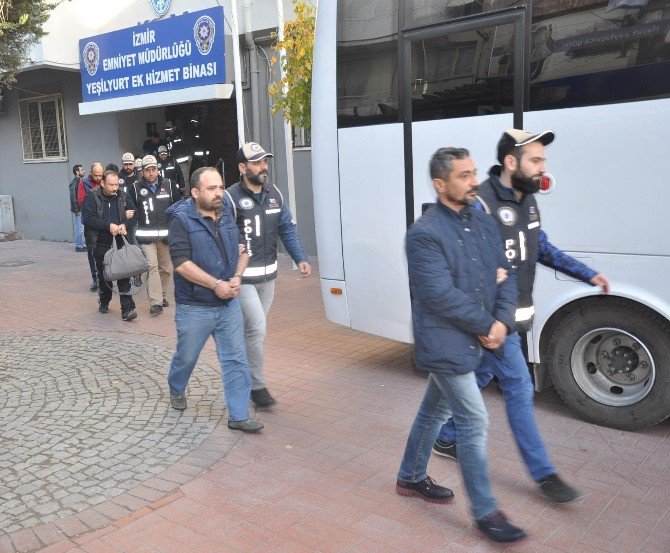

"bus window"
[411, 23, 516, 122]
[525, 0, 670, 110]
[337, 1, 399, 127]
[405, 0, 484, 28]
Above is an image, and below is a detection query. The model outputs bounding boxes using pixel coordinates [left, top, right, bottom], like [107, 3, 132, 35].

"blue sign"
[79, 7, 225, 103]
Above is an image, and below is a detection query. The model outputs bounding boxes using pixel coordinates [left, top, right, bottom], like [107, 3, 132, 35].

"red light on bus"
[330, 288, 343, 295]
[539, 173, 556, 194]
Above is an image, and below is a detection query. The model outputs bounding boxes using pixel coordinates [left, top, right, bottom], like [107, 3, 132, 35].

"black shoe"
[75, 247, 87, 252]
[476, 510, 527, 543]
[89, 281, 98, 292]
[121, 309, 137, 321]
[537, 473, 583, 503]
[433, 439, 458, 460]
[162, 299, 169, 307]
[150, 304, 163, 315]
[228, 418, 264, 432]
[132, 275, 142, 287]
[170, 394, 187, 411]
[98, 303, 109, 314]
[396, 476, 454, 504]
[251, 388, 276, 407]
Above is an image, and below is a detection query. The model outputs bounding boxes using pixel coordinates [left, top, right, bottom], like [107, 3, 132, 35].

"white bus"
[311, 0, 670, 430]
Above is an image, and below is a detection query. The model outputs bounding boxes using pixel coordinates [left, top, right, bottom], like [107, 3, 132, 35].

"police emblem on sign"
[497, 207, 517, 226]
[150, 0, 171, 16]
[83, 42, 100, 76]
[194, 16, 216, 55]
[140, 188, 149, 197]
[239, 198, 254, 210]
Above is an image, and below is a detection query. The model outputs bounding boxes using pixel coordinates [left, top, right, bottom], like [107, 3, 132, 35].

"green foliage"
[268, 0, 315, 130]
[0, 0, 58, 94]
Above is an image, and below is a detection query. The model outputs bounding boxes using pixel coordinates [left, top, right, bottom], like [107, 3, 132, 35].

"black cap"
[497, 128, 555, 164]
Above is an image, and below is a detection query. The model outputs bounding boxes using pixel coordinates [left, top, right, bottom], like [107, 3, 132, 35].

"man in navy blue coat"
[396, 147, 526, 543]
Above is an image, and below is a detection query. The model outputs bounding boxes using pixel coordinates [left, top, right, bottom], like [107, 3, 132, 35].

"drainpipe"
[244, 0, 260, 142]
[275, 0, 298, 225]
[230, 0, 245, 146]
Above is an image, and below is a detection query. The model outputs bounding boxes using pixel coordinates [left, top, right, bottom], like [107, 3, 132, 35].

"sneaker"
[476, 510, 527, 543]
[150, 304, 163, 315]
[121, 309, 137, 321]
[228, 418, 264, 432]
[89, 281, 98, 292]
[75, 247, 87, 252]
[537, 473, 583, 503]
[251, 388, 276, 407]
[98, 303, 109, 314]
[396, 476, 454, 504]
[170, 394, 187, 411]
[433, 439, 458, 460]
[162, 299, 169, 307]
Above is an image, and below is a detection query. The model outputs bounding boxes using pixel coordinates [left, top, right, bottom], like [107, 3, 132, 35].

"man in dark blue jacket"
[433, 129, 610, 504]
[166, 167, 263, 433]
[397, 147, 526, 543]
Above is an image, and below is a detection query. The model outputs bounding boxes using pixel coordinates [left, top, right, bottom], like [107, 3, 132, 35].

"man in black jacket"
[69, 164, 86, 252]
[82, 170, 138, 321]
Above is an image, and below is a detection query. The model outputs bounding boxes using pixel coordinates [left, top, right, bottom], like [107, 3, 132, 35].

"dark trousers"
[93, 244, 135, 312]
[87, 250, 97, 282]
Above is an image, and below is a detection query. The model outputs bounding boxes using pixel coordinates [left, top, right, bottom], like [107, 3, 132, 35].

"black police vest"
[477, 171, 541, 330]
[158, 159, 177, 183]
[132, 177, 179, 244]
[167, 134, 189, 162]
[118, 171, 138, 195]
[224, 181, 284, 284]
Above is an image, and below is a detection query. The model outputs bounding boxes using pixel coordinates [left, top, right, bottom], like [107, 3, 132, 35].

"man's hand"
[590, 273, 610, 294]
[213, 280, 235, 299]
[479, 320, 508, 350]
[496, 267, 508, 284]
[125, 209, 135, 219]
[298, 262, 312, 278]
[228, 275, 242, 297]
[118, 224, 127, 236]
[109, 223, 120, 236]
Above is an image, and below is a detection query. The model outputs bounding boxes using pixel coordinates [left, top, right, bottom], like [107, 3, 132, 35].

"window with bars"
[19, 95, 68, 162]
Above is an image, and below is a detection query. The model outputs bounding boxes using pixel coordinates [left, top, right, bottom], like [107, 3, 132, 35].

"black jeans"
[93, 244, 135, 312]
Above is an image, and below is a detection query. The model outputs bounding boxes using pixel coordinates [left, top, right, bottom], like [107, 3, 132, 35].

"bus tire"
[546, 299, 670, 430]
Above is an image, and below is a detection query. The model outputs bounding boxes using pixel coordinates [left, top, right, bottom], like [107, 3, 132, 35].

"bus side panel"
[338, 124, 412, 343]
[411, 114, 514, 220]
[531, 253, 670, 363]
[525, 99, 670, 257]
[312, 0, 344, 282]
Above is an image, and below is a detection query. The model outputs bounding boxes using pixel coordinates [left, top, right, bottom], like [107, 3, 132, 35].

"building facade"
[0, 0, 316, 256]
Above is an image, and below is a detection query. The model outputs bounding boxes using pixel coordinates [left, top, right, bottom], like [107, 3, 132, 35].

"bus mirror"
[539, 173, 556, 194]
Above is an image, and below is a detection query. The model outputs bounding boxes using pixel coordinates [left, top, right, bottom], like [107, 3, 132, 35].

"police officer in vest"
[165, 120, 190, 185]
[224, 143, 311, 407]
[81, 169, 138, 321]
[130, 155, 182, 315]
[433, 129, 610, 503]
[157, 145, 185, 194]
[119, 152, 139, 194]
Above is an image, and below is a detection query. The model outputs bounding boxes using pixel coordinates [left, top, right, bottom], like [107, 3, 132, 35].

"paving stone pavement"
[0, 240, 669, 553]
[0, 333, 225, 534]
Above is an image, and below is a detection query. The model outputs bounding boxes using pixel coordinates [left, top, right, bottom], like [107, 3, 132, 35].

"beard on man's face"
[511, 169, 541, 194]
[247, 170, 268, 186]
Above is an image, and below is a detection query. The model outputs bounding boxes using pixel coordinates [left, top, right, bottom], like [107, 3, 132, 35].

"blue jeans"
[437, 333, 555, 481]
[73, 213, 84, 249]
[168, 301, 252, 421]
[398, 371, 497, 520]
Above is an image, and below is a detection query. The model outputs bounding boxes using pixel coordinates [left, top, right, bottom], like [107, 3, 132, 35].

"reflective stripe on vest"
[515, 306, 535, 322]
[136, 229, 169, 237]
[243, 261, 278, 277]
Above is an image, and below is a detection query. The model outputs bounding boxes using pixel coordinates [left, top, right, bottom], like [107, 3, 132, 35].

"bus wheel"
[546, 299, 670, 430]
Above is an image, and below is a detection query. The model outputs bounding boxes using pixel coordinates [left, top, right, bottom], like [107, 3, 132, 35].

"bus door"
[400, 6, 530, 224]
